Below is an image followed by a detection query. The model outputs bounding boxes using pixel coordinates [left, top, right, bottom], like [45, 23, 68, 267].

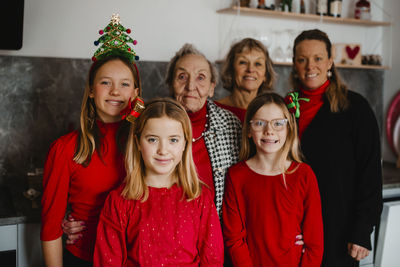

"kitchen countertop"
[1, 162, 400, 226]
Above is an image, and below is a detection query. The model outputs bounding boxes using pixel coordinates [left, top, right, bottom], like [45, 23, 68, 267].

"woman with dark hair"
[216, 38, 276, 123]
[288, 28, 382, 267]
[165, 43, 242, 215]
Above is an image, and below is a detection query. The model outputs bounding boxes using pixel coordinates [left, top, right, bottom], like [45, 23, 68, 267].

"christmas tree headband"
[92, 14, 139, 63]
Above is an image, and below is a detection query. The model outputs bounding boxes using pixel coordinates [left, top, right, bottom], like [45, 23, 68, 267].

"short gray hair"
[165, 43, 218, 94]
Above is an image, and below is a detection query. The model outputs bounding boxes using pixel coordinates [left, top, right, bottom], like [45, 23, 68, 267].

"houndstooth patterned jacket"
[203, 100, 241, 216]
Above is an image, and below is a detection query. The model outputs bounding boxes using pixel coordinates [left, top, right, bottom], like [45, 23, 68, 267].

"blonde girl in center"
[94, 98, 223, 266]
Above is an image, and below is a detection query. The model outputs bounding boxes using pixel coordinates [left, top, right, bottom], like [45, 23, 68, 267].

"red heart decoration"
[345, 45, 360, 60]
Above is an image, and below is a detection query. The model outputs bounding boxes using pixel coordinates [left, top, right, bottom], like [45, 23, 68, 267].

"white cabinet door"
[0, 224, 17, 251]
[375, 200, 400, 267]
[17, 223, 44, 267]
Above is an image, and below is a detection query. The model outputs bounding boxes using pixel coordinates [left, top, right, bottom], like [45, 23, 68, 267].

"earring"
[327, 70, 332, 78]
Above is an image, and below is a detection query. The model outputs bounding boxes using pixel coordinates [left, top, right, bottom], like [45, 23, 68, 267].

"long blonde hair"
[73, 55, 142, 165]
[240, 93, 303, 178]
[122, 98, 201, 202]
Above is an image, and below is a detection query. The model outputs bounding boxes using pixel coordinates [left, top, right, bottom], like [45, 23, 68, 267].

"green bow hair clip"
[284, 92, 310, 118]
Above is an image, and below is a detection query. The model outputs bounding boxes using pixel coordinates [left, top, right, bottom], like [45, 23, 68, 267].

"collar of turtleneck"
[187, 103, 207, 125]
[297, 80, 330, 138]
[96, 120, 122, 135]
[300, 79, 330, 98]
[187, 103, 207, 140]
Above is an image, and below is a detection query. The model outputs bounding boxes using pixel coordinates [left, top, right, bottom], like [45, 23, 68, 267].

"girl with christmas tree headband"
[41, 14, 143, 266]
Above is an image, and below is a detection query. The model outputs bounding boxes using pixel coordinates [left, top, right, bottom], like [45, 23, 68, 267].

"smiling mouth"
[243, 76, 257, 81]
[261, 139, 279, 144]
[306, 73, 318, 78]
[106, 100, 124, 106]
[155, 159, 172, 164]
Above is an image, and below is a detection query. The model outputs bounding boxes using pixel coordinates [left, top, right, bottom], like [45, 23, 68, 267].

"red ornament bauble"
[133, 40, 137, 45]
[91, 56, 97, 62]
[126, 29, 131, 34]
[99, 30, 104, 35]
[128, 48, 131, 51]
[106, 26, 110, 31]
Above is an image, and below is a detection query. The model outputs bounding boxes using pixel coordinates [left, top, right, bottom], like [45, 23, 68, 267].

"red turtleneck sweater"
[187, 104, 215, 194]
[41, 121, 126, 261]
[299, 80, 330, 138]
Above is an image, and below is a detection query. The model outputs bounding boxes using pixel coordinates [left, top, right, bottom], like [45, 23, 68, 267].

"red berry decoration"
[133, 40, 137, 45]
[99, 30, 104, 35]
[126, 29, 131, 34]
[91, 56, 97, 62]
[128, 48, 131, 51]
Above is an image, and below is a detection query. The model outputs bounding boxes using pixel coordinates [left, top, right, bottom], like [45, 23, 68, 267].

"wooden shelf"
[217, 6, 391, 27]
[273, 61, 389, 69]
[215, 60, 388, 70]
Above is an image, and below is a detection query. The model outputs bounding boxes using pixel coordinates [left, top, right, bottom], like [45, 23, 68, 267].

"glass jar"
[355, 0, 371, 20]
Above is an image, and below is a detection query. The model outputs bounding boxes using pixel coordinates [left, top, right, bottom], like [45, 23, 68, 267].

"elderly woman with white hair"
[165, 44, 242, 214]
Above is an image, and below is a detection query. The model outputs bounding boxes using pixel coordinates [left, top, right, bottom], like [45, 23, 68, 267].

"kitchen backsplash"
[0, 55, 384, 183]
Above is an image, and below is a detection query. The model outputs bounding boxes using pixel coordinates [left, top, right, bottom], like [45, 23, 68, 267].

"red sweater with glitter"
[41, 121, 125, 262]
[298, 80, 330, 138]
[188, 104, 214, 193]
[93, 184, 224, 267]
[222, 161, 324, 267]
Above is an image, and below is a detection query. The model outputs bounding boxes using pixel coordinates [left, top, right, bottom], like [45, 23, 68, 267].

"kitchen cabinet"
[375, 200, 400, 267]
[0, 223, 43, 267]
[17, 223, 43, 267]
[0, 224, 17, 266]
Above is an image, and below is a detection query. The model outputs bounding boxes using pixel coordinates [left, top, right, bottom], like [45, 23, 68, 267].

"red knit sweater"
[41, 121, 125, 261]
[222, 161, 324, 267]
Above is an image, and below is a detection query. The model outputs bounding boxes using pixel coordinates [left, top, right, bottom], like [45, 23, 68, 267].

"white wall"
[1, 0, 398, 162]
[0, 0, 389, 61]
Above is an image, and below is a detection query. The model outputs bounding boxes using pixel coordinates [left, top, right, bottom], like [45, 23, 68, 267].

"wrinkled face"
[90, 60, 139, 123]
[294, 39, 333, 91]
[234, 48, 267, 92]
[173, 54, 215, 113]
[249, 103, 288, 157]
[139, 117, 186, 180]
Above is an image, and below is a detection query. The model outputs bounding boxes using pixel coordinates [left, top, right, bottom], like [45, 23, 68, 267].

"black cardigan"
[300, 90, 383, 267]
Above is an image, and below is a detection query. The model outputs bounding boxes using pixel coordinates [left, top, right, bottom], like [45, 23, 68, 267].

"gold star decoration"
[111, 13, 120, 25]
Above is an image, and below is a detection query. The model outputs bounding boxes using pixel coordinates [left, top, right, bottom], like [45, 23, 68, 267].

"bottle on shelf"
[355, 0, 371, 20]
[292, 0, 300, 13]
[316, 0, 328, 16]
[329, 0, 342, 17]
[281, 0, 293, 12]
[300, 0, 306, 13]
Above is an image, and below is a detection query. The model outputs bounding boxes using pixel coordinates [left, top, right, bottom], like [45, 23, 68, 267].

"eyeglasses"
[249, 119, 288, 132]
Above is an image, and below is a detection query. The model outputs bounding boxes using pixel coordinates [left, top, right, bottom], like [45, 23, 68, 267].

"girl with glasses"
[222, 92, 324, 266]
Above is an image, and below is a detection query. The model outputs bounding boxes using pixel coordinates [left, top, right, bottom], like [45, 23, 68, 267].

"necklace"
[192, 114, 209, 143]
